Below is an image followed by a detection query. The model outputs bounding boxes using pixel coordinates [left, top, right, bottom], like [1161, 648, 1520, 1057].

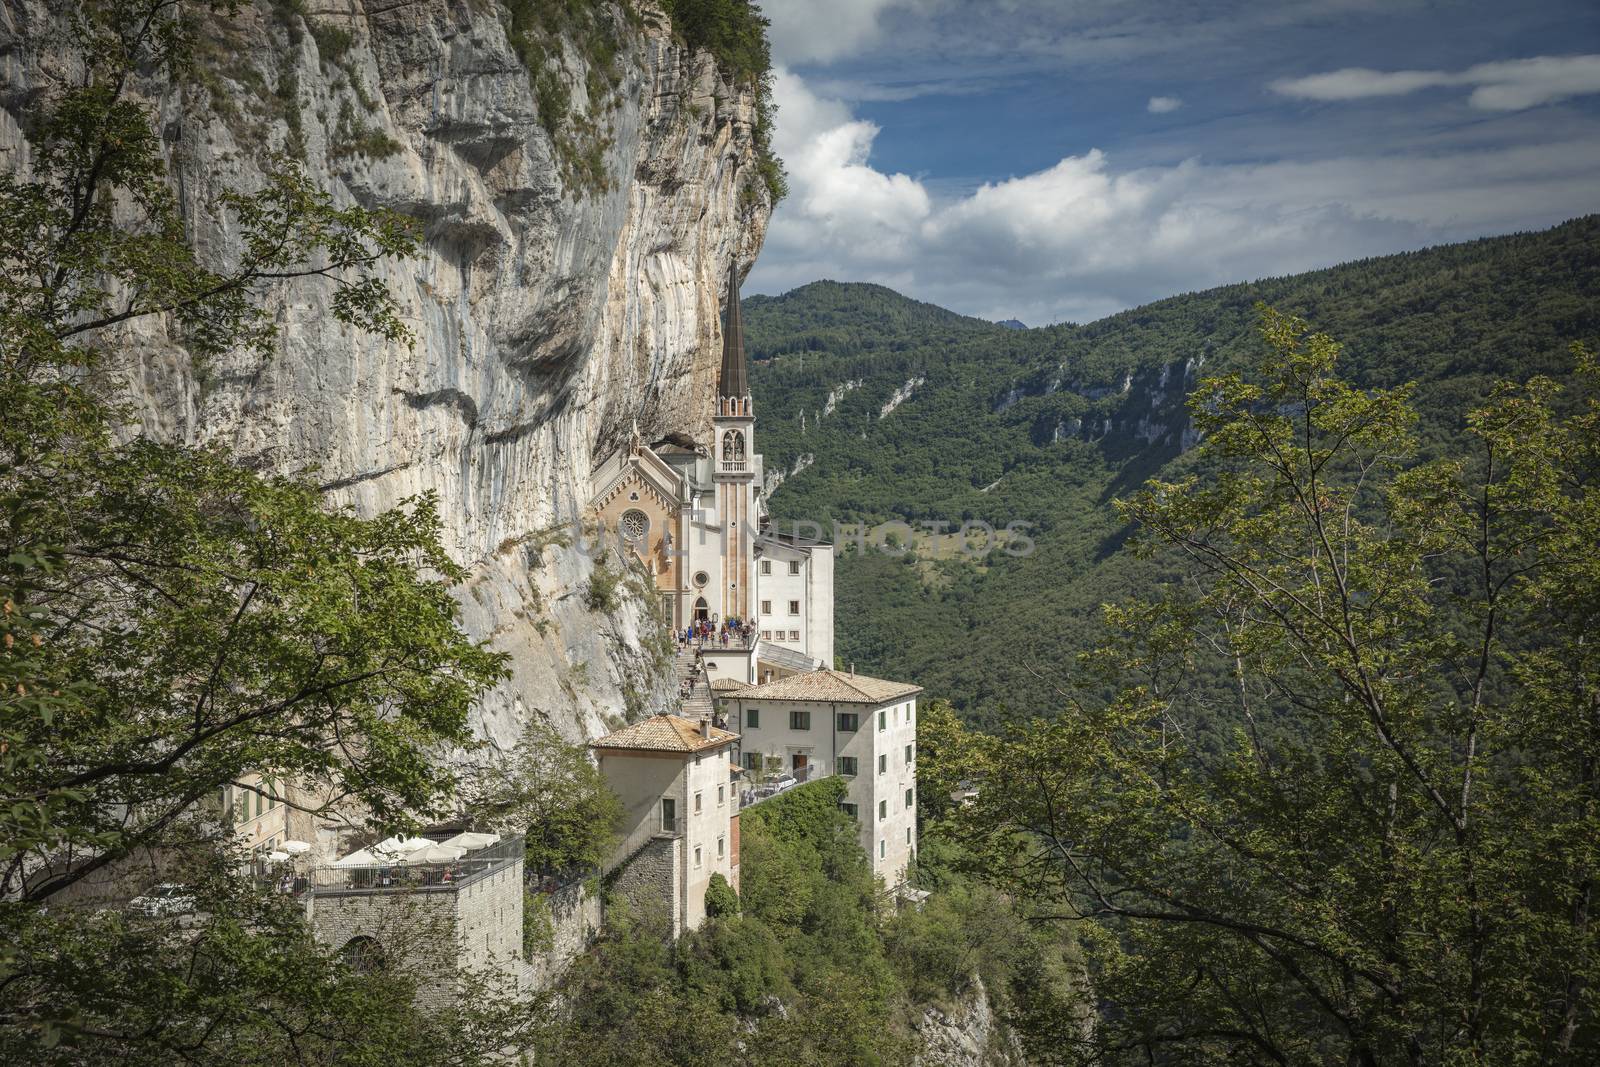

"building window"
[878, 710, 886, 732]
[788, 560, 801, 575]
[694, 846, 703, 869]
[837, 712, 859, 732]
[761, 599, 772, 614]
[662, 798, 676, 832]
[907, 827, 913, 844]
[718, 785, 726, 806]
[838, 756, 858, 777]
[905, 788, 914, 810]
[762, 629, 772, 640]
[841, 802, 858, 819]
[790, 710, 811, 731]
[761, 560, 772, 575]
[905, 743, 913, 764]
[879, 800, 887, 821]
[747, 709, 760, 728]
[879, 754, 887, 775]
[718, 836, 725, 858]
[620, 508, 649, 543]
[744, 752, 761, 771]
[695, 791, 703, 813]
[789, 630, 800, 641]
[880, 840, 886, 859]
[907, 703, 914, 722]
[788, 600, 800, 615]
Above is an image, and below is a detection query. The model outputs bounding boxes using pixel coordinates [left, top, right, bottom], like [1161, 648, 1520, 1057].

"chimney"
[700, 715, 712, 738]
[849, 662, 855, 678]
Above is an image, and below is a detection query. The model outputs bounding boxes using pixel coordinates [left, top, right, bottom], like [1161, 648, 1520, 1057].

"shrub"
[703, 872, 739, 918]
[584, 561, 622, 613]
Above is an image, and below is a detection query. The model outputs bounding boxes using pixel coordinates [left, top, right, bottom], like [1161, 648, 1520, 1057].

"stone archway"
[338, 934, 387, 974]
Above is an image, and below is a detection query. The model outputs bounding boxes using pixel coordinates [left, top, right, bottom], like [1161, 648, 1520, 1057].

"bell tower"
[713, 260, 756, 622]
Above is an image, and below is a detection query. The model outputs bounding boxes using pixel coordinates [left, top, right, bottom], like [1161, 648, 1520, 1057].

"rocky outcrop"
[1013, 357, 1203, 453]
[879, 375, 925, 419]
[822, 377, 862, 417]
[914, 976, 1026, 1067]
[0, 0, 772, 749]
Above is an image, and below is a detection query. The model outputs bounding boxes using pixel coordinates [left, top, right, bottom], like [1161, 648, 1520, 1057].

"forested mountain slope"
[746, 217, 1600, 720]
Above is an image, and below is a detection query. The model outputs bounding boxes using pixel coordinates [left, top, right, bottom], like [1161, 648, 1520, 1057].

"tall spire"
[718, 259, 749, 403]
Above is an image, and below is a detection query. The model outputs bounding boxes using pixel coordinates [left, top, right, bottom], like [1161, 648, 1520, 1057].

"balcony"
[310, 835, 523, 897]
[720, 458, 748, 473]
[740, 764, 823, 810]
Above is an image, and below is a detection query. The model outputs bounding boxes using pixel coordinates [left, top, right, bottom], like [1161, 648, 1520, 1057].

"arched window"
[338, 935, 387, 975]
[694, 597, 709, 622]
[721, 430, 746, 472]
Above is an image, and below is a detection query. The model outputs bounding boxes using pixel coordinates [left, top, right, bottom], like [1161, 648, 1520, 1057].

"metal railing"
[740, 765, 822, 810]
[310, 835, 523, 896]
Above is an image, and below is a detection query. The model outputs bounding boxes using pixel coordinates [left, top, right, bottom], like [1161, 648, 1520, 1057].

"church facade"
[589, 263, 834, 684]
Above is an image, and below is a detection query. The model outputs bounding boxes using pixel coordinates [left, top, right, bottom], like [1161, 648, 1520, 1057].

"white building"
[717, 669, 922, 887]
[754, 531, 834, 673]
[591, 714, 741, 936]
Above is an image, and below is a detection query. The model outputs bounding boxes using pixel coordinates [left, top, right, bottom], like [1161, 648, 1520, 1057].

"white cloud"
[1271, 54, 1600, 111]
[1147, 95, 1183, 113]
[749, 70, 1600, 325]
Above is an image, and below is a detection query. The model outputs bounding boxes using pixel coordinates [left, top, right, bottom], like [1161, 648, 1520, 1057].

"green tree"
[703, 871, 739, 918]
[465, 718, 622, 876]
[948, 311, 1600, 1064]
[0, 2, 532, 1060]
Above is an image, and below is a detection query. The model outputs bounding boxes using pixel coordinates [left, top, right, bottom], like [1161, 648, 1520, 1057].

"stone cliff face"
[0, 0, 771, 749]
[913, 976, 1027, 1067]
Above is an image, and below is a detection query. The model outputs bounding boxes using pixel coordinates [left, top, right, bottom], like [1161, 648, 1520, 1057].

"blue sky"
[745, 0, 1600, 325]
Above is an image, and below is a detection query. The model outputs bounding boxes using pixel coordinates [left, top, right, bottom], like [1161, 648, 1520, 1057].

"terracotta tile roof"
[590, 714, 738, 754]
[711, 678, 753, 693]
[731, 669, 922, 705]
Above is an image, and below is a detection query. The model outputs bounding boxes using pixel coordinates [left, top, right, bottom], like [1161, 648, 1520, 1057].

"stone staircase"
[674, 647, 714, 722]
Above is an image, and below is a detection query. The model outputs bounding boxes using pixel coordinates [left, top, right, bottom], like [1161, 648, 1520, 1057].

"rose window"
[620, 509, 650, 542]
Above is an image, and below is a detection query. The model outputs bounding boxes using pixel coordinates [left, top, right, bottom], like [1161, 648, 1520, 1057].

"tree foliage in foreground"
[464, 718, 622, 877]
[939, 311, 1600, 1064]
[0, 2, 532, 1061]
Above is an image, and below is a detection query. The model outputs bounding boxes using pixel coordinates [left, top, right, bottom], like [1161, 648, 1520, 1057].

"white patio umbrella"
[331, 848, 382, 868]
[439, 831, 499, 851]
[408, 842, 467, 865]
[373, 835, 430, 857]
[281, 840, 311, 856]
[267, 850, 291, 863]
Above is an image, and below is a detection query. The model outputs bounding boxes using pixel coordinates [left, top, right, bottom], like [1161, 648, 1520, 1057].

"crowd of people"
[677, 616, 756, 650]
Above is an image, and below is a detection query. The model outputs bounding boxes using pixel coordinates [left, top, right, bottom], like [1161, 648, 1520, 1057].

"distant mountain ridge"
[746, 216, 1600, 718]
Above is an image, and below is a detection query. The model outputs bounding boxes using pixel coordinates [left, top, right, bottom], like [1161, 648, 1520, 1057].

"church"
[589, 262, 834, 686]
[588, 261, 925, 908]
